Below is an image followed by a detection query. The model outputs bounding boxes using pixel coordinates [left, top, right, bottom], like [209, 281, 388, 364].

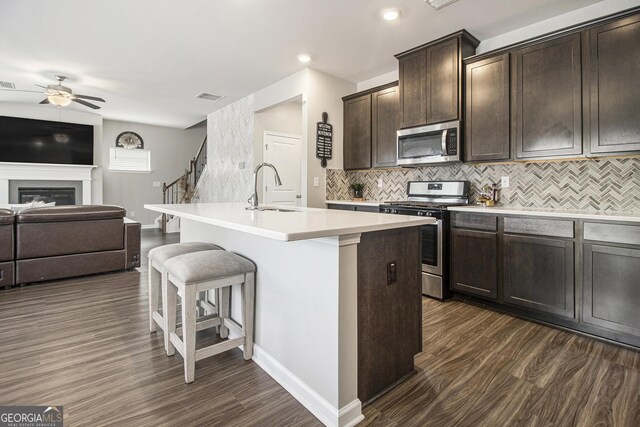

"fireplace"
[18, 187, 76, 205]
[0, 163, 96, 206]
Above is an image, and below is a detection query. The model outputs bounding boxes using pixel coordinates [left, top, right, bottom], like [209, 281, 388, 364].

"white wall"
[0, 103, 104, 203]
[198, 68, 356, 207]
[477, 0, 640, 53]
[356, 70, 399, 92]
[102, 120, 205, 225]
[306, 69, 356, 207]
[354, 0, 639, 91]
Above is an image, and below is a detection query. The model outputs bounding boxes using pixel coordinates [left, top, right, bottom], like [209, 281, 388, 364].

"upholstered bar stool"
[163, 250, 256, 383]
[148, 242, 223, 334]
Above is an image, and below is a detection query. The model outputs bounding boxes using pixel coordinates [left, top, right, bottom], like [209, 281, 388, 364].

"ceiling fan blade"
[39, 98, 50, 104]
[0, 89, 44, 93]
[36, 84, 48, 89]
[72, 98, 101, 110]
[73, 94, 105, 102]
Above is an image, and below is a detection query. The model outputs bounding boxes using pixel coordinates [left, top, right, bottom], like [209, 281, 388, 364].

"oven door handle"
[441, 129, 448, 155]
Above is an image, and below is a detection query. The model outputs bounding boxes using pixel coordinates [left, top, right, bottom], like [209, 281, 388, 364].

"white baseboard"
[252, 344, 363, 427]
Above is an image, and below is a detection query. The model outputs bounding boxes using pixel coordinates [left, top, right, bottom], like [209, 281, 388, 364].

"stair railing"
[161, 135, 207, 233]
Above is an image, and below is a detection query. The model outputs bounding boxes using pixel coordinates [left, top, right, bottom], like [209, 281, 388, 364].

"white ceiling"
[0, 0, 604, 129]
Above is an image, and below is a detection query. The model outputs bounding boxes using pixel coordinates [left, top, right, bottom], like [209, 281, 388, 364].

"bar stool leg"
[148, 260, 160, 333]
[219, 286, 231, 339]
[182, 286, 198, 383]
[164, 273, 177, 356]
[242, 272, 255, 360]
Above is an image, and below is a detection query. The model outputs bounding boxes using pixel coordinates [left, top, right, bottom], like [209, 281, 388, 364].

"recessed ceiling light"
[381, 8, 400, 21]
[297, 54, 311, 63]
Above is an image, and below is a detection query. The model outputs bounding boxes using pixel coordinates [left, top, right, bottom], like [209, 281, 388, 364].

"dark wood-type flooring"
[1, 230, 639, 426]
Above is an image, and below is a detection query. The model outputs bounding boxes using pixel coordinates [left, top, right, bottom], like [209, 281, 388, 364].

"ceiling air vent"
[426, 0, 459, 10]
[0, 81, 16, 89]
[196, 92, 224, 102]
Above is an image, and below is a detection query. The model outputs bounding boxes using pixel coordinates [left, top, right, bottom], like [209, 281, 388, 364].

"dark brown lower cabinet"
[357, 227, 421, 404]
[450, 228, 498, 300]
[503, 234, 575, 318]
[583, 243, 640, 337]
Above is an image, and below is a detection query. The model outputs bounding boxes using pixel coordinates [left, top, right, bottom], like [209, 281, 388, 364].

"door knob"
[296, 194, 302, 199]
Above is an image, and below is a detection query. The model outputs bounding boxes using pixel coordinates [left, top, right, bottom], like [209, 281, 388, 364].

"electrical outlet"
[130, 211, 136, 218]
[501, 176, 510, 188]
[152, 181, 161, 187]
[313, 177, 319, 187]
[238, 162, 245, 170]
[387, 261, 397, 285]
[377, 178, 383, 188]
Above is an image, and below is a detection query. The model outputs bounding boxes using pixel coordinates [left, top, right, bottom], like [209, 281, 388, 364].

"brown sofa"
[0, 208, 15, 287]
[7, 205, 141, 286]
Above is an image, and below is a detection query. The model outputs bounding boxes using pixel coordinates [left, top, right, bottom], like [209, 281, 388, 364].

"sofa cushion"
[0, 209, 15, 225]
[16, 218, 124, 259]
[17, 205, 126, 223]
[0, 225, 14, 262]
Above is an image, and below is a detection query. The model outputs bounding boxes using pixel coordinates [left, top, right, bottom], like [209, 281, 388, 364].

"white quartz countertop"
[448, 206, 640, 223]
[326, 200, 385, 207]
[145, 203, 434, 241]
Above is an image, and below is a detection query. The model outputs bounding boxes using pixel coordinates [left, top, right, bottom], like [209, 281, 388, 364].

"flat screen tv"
[0, 116, 94, 165]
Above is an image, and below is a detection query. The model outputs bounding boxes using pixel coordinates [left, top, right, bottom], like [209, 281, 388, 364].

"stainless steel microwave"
[396, 120, 461, 166]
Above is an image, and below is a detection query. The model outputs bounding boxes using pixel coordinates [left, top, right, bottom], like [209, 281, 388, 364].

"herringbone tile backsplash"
[326, 157, 640, 212]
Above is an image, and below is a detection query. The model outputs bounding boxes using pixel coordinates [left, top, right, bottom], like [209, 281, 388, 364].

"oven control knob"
[426, 212, 433, 217]
[384, 208, 391, 213]
[391, 209, 398, 214]
[417, 211, 424, 216]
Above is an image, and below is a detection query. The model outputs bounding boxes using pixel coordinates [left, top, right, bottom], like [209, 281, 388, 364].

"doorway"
[262, 132, 302, 206]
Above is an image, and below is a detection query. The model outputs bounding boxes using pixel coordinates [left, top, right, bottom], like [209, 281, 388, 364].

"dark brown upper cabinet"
[343, 82, 399, 170]
[396, 31, 479, 129]
[512, 33, 583, 159]
[343, 94, 372, 170]
[372, 85, 400, 168]
[464, 53, 511, 162]
[398, 50, 427, 129]
[585, 13, 640, 154]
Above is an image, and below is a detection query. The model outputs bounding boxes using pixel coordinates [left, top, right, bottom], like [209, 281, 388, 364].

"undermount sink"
[248, 206, 298, 212]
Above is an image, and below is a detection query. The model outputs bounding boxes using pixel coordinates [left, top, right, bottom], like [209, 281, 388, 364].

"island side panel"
[357, 226, 422, 404]
[180, 218, 358, 425]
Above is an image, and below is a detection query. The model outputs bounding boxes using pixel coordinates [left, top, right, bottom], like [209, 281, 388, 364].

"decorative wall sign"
[116, 131, 144, 149]
[316, 112, 333, 168]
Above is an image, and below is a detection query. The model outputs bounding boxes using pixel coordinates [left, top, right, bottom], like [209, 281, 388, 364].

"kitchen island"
[144, 203, 434, 427]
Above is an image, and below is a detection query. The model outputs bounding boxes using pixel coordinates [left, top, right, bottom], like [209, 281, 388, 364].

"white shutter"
[109, 148, 151, 172]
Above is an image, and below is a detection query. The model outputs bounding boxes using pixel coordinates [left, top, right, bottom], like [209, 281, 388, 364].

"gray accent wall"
[327, 157, 640, 212]
[102, 120, 205, 225]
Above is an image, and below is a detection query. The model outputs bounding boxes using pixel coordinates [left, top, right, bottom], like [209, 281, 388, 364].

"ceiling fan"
[2, 75, 105, 110]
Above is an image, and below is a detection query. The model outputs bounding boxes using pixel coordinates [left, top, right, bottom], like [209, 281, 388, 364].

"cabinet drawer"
[584, 222, 640, 246]
[503, 217, 574, 238]
[451, 213, 497, 231]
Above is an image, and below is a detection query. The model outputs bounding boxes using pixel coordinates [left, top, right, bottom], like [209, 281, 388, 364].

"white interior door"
[263, 132, 302, 206]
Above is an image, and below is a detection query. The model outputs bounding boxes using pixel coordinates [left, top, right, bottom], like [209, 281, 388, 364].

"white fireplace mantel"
[0, 162, 97, 205]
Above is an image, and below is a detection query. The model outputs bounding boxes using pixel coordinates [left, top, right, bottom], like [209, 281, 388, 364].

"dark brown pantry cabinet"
[585, 13, 640, 154]
[396, 31, 479, 129]
[342, 82, 399, 170]
[512, 33, 583, 159]
[464, 53, 511, 162]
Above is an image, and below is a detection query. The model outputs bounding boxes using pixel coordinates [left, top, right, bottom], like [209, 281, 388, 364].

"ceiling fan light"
[48, 94, 71, 107]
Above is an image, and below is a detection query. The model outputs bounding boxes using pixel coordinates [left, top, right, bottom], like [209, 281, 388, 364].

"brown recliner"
[0, 208, 15, 288]
[14, 205, 141, 285]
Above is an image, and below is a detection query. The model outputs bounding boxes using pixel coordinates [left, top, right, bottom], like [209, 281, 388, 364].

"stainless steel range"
[379, 181, 470, 300]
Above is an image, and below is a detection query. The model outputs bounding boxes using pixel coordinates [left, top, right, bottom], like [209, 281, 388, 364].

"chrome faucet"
[247, 162, 283, 209]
